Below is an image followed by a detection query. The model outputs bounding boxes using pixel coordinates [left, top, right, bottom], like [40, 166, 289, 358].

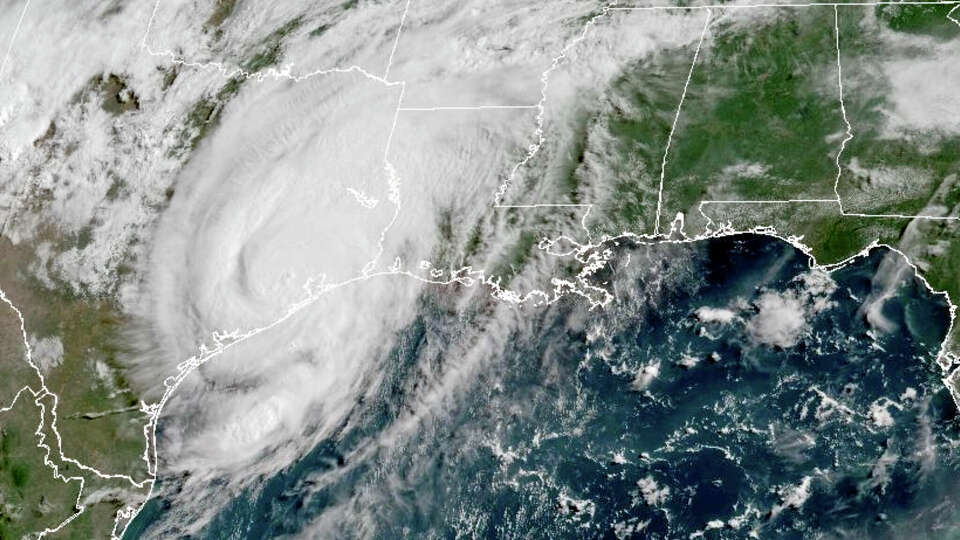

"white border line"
[107, 1, 960, 537]
[0, 0, 30, 79]
[654, 8, 712, 235]
[699, 3, 959, 222]
[610, 1, 960, 10]
[832, 4, 853, 214]
[398, 105, 540, 111]
[383, 0, 412, 80]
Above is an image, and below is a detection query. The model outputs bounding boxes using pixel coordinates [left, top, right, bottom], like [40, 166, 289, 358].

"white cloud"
[631, 360, 661, 391]
[868, 398, 903, 429]
[747, 292, 807, 348]
[858, 250, 910, 334]
[770, 476, 813, 518]
[29, 335, 63, 373]
[634, 475, 670, 507]
[882, 52, 960, 137]
[746, 270, 837, 348]
[694, 306, 738, 324]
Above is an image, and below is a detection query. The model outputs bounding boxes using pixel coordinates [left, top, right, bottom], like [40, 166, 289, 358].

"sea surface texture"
[129, 235, 957, 539]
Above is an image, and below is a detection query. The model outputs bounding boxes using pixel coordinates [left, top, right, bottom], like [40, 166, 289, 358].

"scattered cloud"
[746, 270, 837, 348]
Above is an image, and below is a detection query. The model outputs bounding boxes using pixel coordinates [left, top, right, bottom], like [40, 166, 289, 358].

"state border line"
[499, 0, 960, 224]
[116, 1, 960, 537]
[398, 105, 540, 111]
[610, 0, 960, 10]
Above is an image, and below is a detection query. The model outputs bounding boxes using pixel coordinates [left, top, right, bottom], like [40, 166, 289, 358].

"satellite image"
[1, 0, 959, 538]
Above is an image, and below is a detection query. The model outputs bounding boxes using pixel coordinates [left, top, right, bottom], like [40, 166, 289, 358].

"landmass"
[0, 0, 958, 537]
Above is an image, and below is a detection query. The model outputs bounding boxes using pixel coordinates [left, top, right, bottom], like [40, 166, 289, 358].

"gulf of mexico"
[129, 234, 958, 539]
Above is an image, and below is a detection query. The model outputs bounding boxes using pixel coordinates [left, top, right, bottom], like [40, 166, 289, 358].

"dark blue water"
[129, 234, 959, 539]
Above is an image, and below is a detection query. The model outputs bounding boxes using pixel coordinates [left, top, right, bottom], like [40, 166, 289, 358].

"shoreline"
[115, 221, 960, 538]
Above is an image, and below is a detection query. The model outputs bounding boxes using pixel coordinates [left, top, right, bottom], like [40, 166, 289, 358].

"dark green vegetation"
[0, 397, 83, 539]
[926, 230, 960, 300]
[309, 0, 360, 38]
[0, 237, 150, 538]
[178, 76, 243, 154]
[554, 111, 592, 204]
[876, 1, 960, 40]
[243, 17, 303, 74]
[159, 66, 179, 92]
[598, 47, 698, 233]
[309, 23, 332, 38]
[577, 9, 864, 236]
[837, 6, 960, 217]
[693, 8, 960, 350]
[176, 17, 303, 155]
[838, 138, 960, 216]
[434, 206, 569, 289]
[491, 230, 539, 281]
[105, 176, 127, 202]
[574, 7, 960, 353]
[32, 121, 57, 149]
[697, 201, 907, 264]
[832, 7, 960, 348]
[662, 9, 855, 224]
[534, 38, 704, 236]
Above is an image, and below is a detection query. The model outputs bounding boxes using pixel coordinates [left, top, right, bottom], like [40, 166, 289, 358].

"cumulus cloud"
[29, 335, 63, 373]
[634, 475, 670, 507]
[770, 476, 813, 518]
[694, 306, 738, 324]
[138, 0, 718, 494]
[882, 53, 960, 137]
[746, 270, 837, 348]
[747, 292, 807, 348]
[131, 2, 651, 531]
[0, 0, 798, 536]
[631, 360, 661, 391]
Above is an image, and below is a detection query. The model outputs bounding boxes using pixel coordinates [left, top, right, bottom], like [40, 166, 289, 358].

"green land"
[490, 5, 960, 367]
[0, 237, 150, 539]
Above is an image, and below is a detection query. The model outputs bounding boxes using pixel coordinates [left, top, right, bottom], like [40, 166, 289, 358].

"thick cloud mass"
[130, 2, 611, 533]
[122, 4, 743, 535]
[3, 0, 959, 537]
[139, 41, 420, 538]
[149, 73, 401, 351]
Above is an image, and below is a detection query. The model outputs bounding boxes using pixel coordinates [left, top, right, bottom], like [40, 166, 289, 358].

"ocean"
[128, 234, 959, 539]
